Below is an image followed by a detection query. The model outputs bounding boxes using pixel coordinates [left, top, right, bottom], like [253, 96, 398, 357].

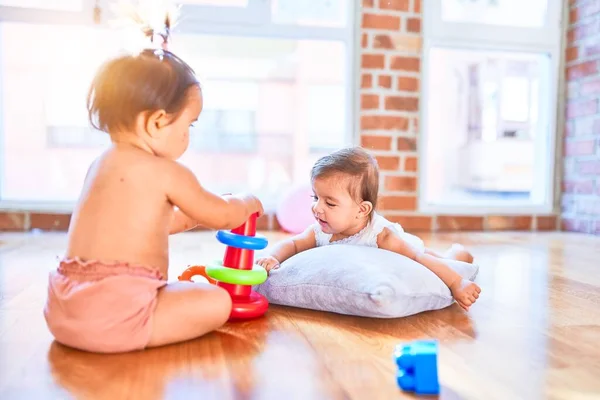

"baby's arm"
[377, 228, 462, 286]
[377, 228, 480, 310]
[169, 193, 239, 234]
[169, 208, 198, 234]
[164, 161, 263, 230]
[256, 226, 316, 272]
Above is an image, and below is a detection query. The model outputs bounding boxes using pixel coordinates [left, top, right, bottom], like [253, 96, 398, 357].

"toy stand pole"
[219, 214, 257, 298]
[217, 213, 269, 320]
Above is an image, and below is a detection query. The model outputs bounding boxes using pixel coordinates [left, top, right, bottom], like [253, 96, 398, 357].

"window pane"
[423, 46, 551, 207]
[307, 85, 345, 149]
[441, 0, 548, 28]
[171, 34, 348, 207]
[0, 0, 83, 11]
[177, 0, 248, 6]
[0, 22, 125, 203]
[271, 0, 347, 27]
[0, 23, 349, 209]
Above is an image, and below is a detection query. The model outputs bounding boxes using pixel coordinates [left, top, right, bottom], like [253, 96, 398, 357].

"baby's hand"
[256, 256, 280, 274]
[242, 193, 264, 217]
[252, 196, 265, 217]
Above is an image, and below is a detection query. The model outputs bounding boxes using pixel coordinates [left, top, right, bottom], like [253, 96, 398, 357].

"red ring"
[229, 291, 269, 320]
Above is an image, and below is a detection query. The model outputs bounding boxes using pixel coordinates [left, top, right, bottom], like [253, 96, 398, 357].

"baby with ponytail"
[43, 4, 263, 353]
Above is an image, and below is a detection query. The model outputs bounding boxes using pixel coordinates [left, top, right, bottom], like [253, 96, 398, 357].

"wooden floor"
[1, 231, 599, 400]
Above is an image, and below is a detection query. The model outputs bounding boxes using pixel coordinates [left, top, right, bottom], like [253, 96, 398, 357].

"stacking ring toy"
[178, 213, 270, 321]
[178, 265, 217, 285]
[216, 230, 268, 250]
[205, 260, 267, 285]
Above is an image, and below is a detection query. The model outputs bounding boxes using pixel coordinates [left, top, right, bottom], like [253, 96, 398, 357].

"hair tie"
[110, 0, 180, 52]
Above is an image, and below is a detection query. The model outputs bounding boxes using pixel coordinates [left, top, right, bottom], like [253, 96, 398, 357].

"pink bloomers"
[44, 258, 167, 353]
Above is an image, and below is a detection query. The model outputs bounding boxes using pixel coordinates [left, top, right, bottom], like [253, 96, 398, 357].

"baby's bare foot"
[450, 278, 481, 311]
[445, 244, 474, 263]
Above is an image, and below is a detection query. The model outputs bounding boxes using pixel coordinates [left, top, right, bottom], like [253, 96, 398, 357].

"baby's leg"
[413, 252, 481, 311]
[425, 244, 474, 263]
[147, 281, 232, 348]
[444, 244, 474, 263]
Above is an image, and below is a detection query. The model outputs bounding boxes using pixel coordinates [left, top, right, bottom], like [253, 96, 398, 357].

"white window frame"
[178, 0, 269, 25]
[419, 0, 565, 215]
[0, 0, 358, 212]
[0, 1, 96, 24]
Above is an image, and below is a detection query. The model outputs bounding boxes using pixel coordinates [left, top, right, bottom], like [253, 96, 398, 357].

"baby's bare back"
[66, 146, 174, 276]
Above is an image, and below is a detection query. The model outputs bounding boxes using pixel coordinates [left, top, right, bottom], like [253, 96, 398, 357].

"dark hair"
[87, 49, 199, 134]
[311, 146, 380, 211]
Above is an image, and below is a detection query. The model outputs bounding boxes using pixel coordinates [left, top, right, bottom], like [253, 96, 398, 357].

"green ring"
[205, 260, 267, 285]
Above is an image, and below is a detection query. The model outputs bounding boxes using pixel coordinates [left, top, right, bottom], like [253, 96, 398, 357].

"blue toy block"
[393, 339, 440, 395]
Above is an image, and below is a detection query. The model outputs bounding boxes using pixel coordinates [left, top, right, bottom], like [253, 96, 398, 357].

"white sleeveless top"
[312, 212, 425, 251]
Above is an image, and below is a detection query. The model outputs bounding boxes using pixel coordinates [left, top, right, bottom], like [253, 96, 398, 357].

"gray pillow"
[254, 244, 479, 318]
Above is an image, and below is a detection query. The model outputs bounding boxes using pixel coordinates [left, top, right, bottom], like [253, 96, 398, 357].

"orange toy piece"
[177, 266, 217, 285]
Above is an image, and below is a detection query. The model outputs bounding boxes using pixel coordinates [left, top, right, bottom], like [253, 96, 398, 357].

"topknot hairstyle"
[87, 2, 198, 134]
[311, 146, 380, 211]
[115, 0, 179, 50]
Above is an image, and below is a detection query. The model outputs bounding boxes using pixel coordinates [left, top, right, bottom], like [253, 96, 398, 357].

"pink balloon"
[276, 185, 315, 234]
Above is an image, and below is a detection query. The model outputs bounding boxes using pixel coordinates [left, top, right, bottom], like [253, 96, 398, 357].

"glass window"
[0, 21, 350, 209]
[441, 0, 548, 28]
[271, 0, 347, 27]
[307, 85, 345, 150]
[171, 34, 347, 206]
[421, 1, 561, 213]
[422, 46, 551, 207]
[179, 0, 248, 6]
[0, 0, 83, 11]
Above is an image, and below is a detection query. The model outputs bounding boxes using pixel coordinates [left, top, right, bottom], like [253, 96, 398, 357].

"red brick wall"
[0, 1, 560, 233]
[563, 0, 600, 234]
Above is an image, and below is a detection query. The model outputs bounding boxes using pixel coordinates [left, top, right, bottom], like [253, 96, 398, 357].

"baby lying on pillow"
[258, 147, 481, 311]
